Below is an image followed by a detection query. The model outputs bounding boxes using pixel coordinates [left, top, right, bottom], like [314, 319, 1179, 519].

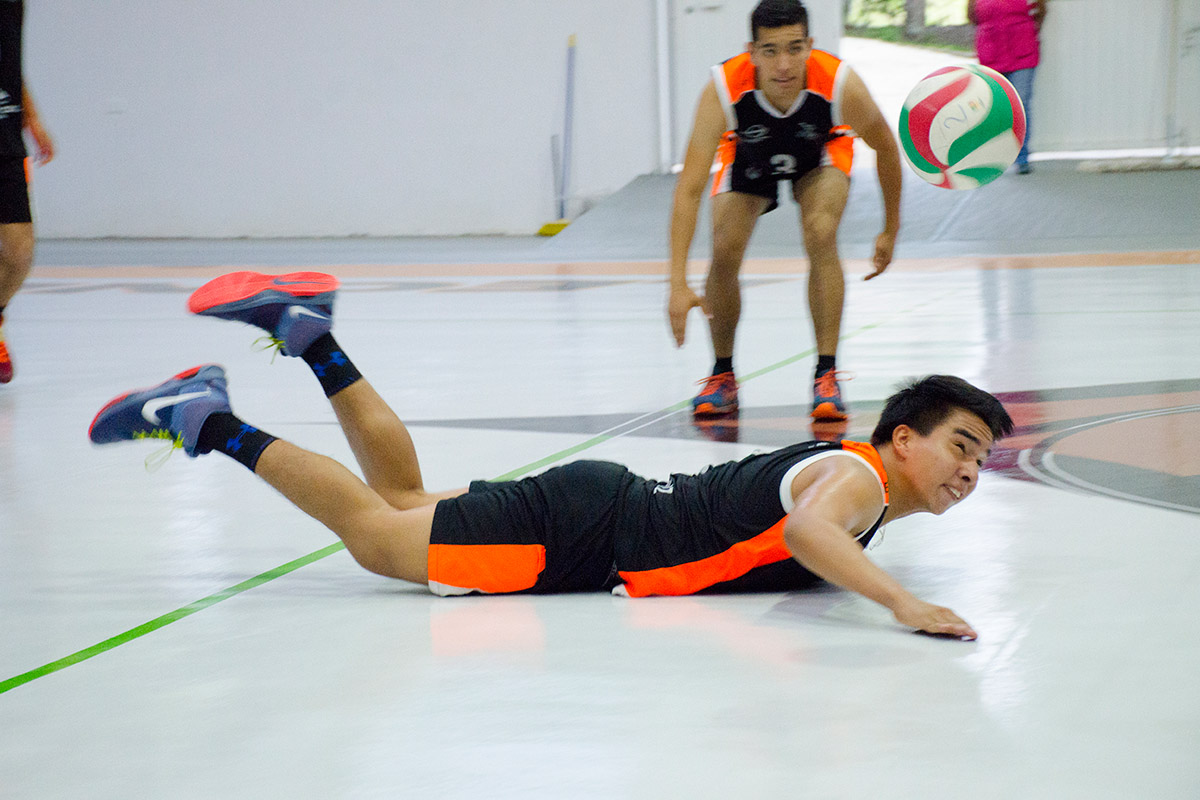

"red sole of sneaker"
[187, 271, 339, 314]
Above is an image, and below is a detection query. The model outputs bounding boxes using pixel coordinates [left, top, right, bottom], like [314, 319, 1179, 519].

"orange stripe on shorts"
[427, 543, 546, 596]
[825, 133, 854, 175]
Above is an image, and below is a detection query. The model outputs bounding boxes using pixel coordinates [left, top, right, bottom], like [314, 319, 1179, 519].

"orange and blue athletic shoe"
[692, 371, 739, 417]
[0, 314, 12, 384]
[811, 368, 849, 421]
[188, 271, 338, 357]
[88, 365, 230, 458]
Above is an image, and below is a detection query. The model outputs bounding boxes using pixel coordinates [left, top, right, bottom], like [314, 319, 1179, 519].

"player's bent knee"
[802, 218, 840, 250]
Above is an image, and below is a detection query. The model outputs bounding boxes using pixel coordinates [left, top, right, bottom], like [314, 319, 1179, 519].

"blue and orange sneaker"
[811, 368, 849, 421]
[692, 371, 738, 417]
[0, 314, 12, 384]
[89, 365, 230, 458]
[188, 271, 338, 357]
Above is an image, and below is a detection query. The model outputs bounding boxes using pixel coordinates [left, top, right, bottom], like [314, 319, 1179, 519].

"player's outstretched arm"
[840, 68, 900, 280]
[667, 81, 726, 346]
[782, 459, 977, 640]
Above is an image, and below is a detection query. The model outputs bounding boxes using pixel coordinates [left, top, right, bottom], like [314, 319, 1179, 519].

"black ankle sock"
[816, 355, 836, 376]
[713, 357, 734, 376]
[196, 412, 277, 471]
[300, 333, 362, 397]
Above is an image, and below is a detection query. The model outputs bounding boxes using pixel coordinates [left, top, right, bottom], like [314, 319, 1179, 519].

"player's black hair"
[871, 375, 1014, 446]
[751, 0, 808, 41]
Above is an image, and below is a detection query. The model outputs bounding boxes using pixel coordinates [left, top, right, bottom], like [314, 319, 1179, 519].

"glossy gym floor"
[3, 43, 1200, 800]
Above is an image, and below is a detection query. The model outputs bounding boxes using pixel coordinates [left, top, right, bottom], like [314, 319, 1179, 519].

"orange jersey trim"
[714, 49, 846, 124]
[715, 49, 842, 104]
[617, 518, 792, 598]
[838, 440, 890, 504]
[428, 543, 545, 595]
[619, 441, 888, 598]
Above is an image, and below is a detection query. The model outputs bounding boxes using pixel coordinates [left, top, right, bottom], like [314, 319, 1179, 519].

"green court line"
[492, 433, 614, 481]
[1, 287, 954, 696]
[0, 543, 344, 695]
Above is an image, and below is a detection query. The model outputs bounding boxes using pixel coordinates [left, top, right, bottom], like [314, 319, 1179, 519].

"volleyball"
[898, 64, 1026, 190]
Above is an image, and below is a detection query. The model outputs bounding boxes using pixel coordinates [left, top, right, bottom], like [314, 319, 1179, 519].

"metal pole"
[1164, 0, 1181, 157]
[559, 34, 576, 220]
[656, 0, 673, 173]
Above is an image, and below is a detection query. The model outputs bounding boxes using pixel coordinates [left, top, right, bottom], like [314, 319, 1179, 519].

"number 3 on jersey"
[770, 154, 798, 176]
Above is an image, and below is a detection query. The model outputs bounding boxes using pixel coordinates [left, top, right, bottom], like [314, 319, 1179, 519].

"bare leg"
[253, 438, 439, 582]
[706, 193, 771, 360]
[0, 223, 34, 307]
[793, 168, 850, 356]
[325, 377, 464, 511]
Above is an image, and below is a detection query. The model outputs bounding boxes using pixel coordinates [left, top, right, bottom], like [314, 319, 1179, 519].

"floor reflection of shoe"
[1017, 162, 1032, 174]
[810, 418, 849, 443]
[692, 410, 740, 443]
[692, 371, 738, 417]
[811, 368, 849, 421]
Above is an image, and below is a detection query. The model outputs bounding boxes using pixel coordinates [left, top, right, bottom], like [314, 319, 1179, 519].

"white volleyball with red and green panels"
[899, 64, 1026, 190]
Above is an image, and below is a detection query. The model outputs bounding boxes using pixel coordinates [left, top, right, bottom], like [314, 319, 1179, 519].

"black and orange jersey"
[0, 0, 23, 158]
[428, 441, 888, 598]
[613, 439, 888, 597]
[711, 48, 854, 196]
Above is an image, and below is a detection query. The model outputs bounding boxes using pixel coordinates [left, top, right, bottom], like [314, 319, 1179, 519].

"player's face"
[905, 409, 995, 515]
[749, 24, 812, 95]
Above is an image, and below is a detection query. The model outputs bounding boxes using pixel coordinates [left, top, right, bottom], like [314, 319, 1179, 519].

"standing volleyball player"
[0, 0, 54, 384]
[667, 0, 901, 421]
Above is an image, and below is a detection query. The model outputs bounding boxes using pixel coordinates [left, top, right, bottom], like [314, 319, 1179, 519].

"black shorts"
[0, 157, 30, 224]
[712, 136, 853, 215]
[727, 162, 824, 215]
[427, 460, 637, 595]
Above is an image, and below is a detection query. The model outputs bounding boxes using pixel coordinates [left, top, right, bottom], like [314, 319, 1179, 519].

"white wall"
[25, 1, 661, 237]
[1033, 0, 1199, 153]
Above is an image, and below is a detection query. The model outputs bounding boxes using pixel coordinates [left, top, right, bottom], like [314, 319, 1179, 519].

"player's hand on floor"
[668, 286, 707, 347]
[893, 598, 977, 640]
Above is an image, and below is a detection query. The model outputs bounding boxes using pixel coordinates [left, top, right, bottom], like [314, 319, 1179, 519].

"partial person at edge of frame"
[969, 0, 1046, 174]
[0, 0, 55, 385]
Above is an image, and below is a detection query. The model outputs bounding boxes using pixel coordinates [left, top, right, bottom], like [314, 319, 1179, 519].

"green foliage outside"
[846, 0, 969, 27]
[844, 0, 974, 53]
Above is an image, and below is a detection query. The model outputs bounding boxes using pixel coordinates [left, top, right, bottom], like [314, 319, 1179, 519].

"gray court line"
[1, 284, 959, 695]
[1020, 404, 1200, 514]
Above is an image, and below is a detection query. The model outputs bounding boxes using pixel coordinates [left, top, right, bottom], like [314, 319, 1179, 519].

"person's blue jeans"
[1003, 67, 1035, 167]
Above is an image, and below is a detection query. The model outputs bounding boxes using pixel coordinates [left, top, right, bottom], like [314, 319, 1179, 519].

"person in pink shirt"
[968, 0, 1046, 174]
